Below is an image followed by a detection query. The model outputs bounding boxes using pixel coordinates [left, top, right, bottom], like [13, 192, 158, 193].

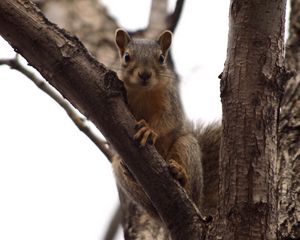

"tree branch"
[0, 0, 209, 238]
[146, 0, 168, 38]
[0, 56, 115, 161]
[103, 205, 121, 240]
[167, 0, 185, 32]
[117, 188, 170, 240]
[35, 0, 119, 67]
[147, 0, 186, 34]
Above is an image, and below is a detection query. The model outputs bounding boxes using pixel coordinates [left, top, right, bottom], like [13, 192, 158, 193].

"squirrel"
[112, 29, 221, 219]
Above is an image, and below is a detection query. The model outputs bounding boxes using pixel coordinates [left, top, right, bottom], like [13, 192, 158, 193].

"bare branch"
[0, 0, 209, 238]
[147, 0, 186, 35]
[0, 57, 115, 162]
[103, 205, 121, 240]
[167, 0, 185, 32]
[146, 0, 168, 38]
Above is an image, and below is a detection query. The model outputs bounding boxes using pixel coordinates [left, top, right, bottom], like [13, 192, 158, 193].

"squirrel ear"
[157, 30, 173, 54]
[115, 28, 131, 55]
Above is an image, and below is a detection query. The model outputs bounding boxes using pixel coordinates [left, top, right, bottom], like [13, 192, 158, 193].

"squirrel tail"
[193, 122, 221, 216]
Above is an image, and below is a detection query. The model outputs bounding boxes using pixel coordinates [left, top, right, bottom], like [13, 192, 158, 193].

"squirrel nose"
[138, 71, 152, 82]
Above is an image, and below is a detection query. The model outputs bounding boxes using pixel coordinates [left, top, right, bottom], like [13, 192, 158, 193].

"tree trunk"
[278, 0, 300, 238]
[217, 0, 287, 239]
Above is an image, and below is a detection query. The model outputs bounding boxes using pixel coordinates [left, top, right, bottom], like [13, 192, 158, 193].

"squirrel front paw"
[134, 119, 158, 146]
[168, 159, 188, 188]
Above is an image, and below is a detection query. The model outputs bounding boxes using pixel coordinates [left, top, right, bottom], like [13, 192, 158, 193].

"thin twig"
[167, 0, 185, 32]
[0, 57, 115, 162]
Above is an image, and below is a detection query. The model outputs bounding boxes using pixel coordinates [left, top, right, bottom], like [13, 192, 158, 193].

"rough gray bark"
[0, 0, 208, 239]
[217, 0, 287, 239]
[278, 0, 300, 238]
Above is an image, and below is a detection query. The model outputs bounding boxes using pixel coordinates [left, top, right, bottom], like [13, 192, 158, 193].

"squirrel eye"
[159, 54, 165, 65]
[124, 52, 130, 63]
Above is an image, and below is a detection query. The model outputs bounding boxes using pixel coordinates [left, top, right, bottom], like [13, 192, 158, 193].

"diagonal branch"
[0, 0, 209, 239]
[167, 0, 185, 32]
[0, 56, 115, 162]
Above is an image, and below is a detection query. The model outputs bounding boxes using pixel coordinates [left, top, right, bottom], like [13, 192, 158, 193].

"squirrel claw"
[135, 119, 147, 129]
[134, 119, 158, 146]
[168, 159, 188, 188]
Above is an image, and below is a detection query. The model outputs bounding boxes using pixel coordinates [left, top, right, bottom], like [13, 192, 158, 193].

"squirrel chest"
[127, 87, 177, 158]
[127, 88, 168, 129]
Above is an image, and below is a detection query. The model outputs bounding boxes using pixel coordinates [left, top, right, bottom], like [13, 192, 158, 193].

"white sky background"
[0, 1, 231, 239]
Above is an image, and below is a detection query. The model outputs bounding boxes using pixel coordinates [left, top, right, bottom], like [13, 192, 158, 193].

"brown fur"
[113, 29, 220, 220]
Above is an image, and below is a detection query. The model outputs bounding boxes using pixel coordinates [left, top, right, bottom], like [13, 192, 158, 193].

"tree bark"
[36, 0, 119, 67]
[278, 0, 300, 238]
[217, 0, 287, 239]
[0, 0, 207, 239]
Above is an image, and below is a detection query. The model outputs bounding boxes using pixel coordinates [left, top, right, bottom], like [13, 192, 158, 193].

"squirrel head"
[115, 29, 173, 90]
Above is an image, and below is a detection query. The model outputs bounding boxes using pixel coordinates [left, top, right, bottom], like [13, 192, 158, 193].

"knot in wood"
[98, 70, 127, 102]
